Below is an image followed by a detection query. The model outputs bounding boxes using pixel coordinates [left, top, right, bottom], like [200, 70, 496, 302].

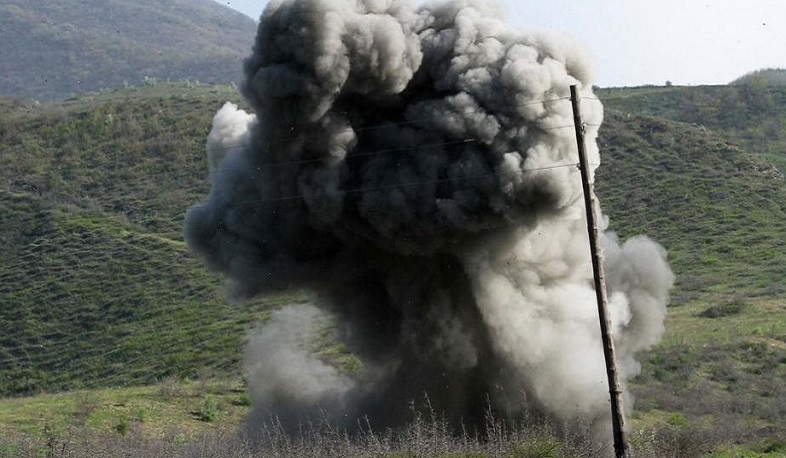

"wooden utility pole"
[569, 85, 629, 458]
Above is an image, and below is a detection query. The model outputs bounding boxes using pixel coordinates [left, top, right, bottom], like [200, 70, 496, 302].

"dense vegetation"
[1, 82, 785, 455]
[0, 0, 256, 101]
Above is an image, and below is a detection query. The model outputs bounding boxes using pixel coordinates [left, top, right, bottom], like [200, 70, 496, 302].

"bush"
[114, 416, 129, 436]
[157, 375, 184, 398]
[231, 392, 252, 407]
[196, 395, 219, 422]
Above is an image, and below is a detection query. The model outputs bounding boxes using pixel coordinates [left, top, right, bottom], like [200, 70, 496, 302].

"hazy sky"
[216, 0, 786, 87]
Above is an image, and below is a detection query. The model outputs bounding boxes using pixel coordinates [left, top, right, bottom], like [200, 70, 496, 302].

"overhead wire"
[172, 95, 578, 156]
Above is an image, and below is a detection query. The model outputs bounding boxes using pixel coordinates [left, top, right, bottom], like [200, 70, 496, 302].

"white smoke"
[244, 304, 353, 422]
[206, 102, 256, 173]
[185, 0, 674, 448]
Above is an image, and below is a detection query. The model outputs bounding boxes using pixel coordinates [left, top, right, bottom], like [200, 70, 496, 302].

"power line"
[198, 96, 577, 156]
[214, 161, 584, 206]
[199, 124, 602, 178]
[8, 97, 591, 177]
[584, 95, 786, 112]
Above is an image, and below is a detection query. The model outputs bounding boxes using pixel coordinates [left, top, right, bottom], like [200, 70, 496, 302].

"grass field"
[0, 378, 249, 439]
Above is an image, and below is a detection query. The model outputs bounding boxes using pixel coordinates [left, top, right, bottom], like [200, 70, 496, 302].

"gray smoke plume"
[185, 0, 674, 447]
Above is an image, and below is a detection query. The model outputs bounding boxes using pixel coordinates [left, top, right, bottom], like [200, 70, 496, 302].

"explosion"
[185, 0, 673, 446]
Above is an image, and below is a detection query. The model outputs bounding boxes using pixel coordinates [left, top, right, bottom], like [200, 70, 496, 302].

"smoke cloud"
[185, 0, 673, 447]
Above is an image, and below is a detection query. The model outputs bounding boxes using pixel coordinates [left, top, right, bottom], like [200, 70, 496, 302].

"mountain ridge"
[0, 0, 257, 101]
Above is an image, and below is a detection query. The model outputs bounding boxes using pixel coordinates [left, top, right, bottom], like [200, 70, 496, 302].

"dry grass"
[1, 409, 753, 458]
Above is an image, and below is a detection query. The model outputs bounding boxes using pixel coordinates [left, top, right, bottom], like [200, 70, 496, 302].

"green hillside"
[1, 84, 239, 239]
[595, 108, 786, 303]
[0, 84, 284, 396]
[594, 100, 786, 445]
[3, 82, 785, 392]
[0, 0, 257, 101]
[597, 85, 786, 173]
[1, 82, 785, 454]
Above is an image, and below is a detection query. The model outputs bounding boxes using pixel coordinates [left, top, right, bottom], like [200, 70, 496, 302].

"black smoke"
[185, 0, 673, 445]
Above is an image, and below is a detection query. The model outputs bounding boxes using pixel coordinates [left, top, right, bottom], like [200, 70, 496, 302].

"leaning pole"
[570, 84, 629, 458]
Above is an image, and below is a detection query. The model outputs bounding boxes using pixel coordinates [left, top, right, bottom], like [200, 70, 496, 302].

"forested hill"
[0, 0, 257, 101]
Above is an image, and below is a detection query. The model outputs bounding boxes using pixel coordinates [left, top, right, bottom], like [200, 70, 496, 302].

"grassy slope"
[0, 84, 290, 396]
[595, 108, 786, 303]
[594, 101, 786, 443]
[0, 0, 257, 101]
[1, 84, 239, 238]
[0, 378, 250, 439]
[597, 85, 786, 173]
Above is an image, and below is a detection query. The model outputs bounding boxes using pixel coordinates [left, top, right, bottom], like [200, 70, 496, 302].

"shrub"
[197, 395, 219, 422]
[231, 392, 252, 407]
[114, 416, 129, 436]
[157, 375, 184, 398]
